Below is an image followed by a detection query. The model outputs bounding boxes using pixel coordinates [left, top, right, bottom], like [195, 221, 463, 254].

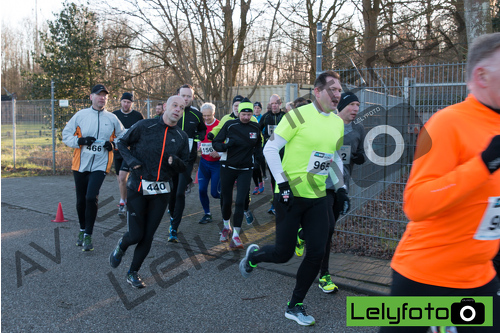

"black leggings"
[319, 189, 340, 276]
[120, 190, 170, 272]
[251, 195, 328, 306]
[379, 270, 500, 333]
[220, 166, 252, 228]
[73, 170, 106, 235]
[252, 166, 262, 187]
[169, 162, 194, 230]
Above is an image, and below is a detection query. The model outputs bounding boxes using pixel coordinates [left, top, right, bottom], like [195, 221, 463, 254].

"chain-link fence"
[1, 63, 468, 261]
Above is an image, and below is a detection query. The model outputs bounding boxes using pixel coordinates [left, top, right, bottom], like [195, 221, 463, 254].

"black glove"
[336, 188, 350, 215]
[207, 132, 215, 141]
[481, 135, 500, 174]
[351, 152, 365, 165]
[103, 141, 114, 151]
[225, 137, 236, 148]
[278, 181, 294, 207]
[77, 136, 96, 146]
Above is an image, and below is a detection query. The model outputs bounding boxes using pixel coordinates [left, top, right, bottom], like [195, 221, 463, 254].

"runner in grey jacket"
[62, 84, 125, 251]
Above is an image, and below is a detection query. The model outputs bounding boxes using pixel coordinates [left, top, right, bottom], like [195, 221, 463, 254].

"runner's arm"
[263, 134, 288, 184]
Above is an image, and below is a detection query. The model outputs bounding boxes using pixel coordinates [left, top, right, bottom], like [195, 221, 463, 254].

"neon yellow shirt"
[275, 103, 344, 198]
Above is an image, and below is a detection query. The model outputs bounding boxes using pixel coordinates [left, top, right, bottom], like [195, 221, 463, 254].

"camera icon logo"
[450, 298, 485, 325]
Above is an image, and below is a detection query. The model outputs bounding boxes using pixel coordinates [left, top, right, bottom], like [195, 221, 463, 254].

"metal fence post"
[316, 22, 322, 78]
[51, 79, 56, 174]
[12, 95, 16, 169]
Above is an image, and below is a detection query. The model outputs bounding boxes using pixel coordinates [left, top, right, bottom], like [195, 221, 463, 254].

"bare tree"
[101, 0, 280, 107]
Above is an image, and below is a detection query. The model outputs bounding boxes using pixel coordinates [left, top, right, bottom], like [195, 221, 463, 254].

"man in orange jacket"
[381, 32, 500, 333]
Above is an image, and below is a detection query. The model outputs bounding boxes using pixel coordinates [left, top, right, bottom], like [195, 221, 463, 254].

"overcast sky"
[1, 0, 70, 27]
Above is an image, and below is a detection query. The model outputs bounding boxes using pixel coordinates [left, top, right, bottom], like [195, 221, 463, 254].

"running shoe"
[76, 231, 84, 247]
[109, 238, 125, 268]
[126, 271, 146, 289]
[117, 203, 127, 216]
[258, 181, 264, 193]
[285, 303, 315, 326]
[244, 210, 254, 225]
[82, 234, 94, 251]
[229, 236, 244, 249]
[318, 273, 339, 293]
[295, 228, 305, 257]
[267, 204, 276, 215]
[252, 186, 259, 195]
[198, 214, 213, 224]
[219, 227, 232, 242]
[239, 244, 259, 278]
[168, 226, 178, 243]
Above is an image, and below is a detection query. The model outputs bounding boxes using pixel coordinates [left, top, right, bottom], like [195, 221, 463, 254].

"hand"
[481, 135, 500, 174]
[225, 137, 236, 148]
[207, 132, 215, 141]
[103, 141, 114, 151]
[209, 151, 220, 158]
[336, 188, 350, 215]
[351, 152, 365, 165]
[77, 136, 96, 146]
[278, 181, 294, 207]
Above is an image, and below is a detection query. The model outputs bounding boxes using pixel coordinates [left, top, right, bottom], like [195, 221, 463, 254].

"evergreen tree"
[24, 2, 103, 99]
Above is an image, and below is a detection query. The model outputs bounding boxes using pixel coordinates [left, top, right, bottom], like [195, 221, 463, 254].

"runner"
[109, 95, 189, 288]
[62, 84, 125, 251]
[197, 102, 221, 224]
[295, 91, 366, 294]
[251, 101, 266, 195]
[113, 92, 144, 216]
[208, 95, 257, 224]
[168, 84, 207, 242]
[239, 71, 344, 326]
[380, 32, 500, 333]
[212, 98, 263, 248]
[259, 94, 286, 215]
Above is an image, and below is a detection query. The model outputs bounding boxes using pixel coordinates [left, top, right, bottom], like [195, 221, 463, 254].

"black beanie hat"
[337, 92, 359, 112]
[121, 92, 134, 102]
[253, 101, 262, 109]
[233, 95, 244, 105]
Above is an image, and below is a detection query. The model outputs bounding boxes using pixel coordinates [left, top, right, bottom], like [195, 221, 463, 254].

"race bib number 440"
[141, 180, 171, 196]
[474, 196, 500, 240]
[307, 151, 333, 176]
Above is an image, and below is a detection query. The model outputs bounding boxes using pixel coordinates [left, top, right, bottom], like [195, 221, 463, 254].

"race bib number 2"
[339, 145, 351, 164]
[141, 180, 171, 196]
[474, 196, 500, 240]
[307, 151, 333, 176]
[83, 140, 105, 155]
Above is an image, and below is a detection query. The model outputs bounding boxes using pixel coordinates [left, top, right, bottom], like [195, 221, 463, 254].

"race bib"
[83, 140, 105, 155]
[473, 197, 500, 240]
[339, 145, 351, 164]
[268, 125, 277, 136]
[188, 138, 194, 152]
[201, 142, 214, 155]
[141, 180, 171, 196]
[307, 151, 333, 176]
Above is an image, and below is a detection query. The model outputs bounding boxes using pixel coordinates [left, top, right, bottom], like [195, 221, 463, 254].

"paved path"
[1, 175, 390, 331]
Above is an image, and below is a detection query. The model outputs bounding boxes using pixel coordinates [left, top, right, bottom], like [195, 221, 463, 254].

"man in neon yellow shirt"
[239, 70, 344, 326]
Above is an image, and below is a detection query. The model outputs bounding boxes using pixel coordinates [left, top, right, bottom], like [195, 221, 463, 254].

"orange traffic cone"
[51, 202, 68, 222]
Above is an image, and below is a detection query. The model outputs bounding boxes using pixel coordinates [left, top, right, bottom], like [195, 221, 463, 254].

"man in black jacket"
[109, 95, 190, 288]
[259, 94, 286, 215]
[213, 98, 263, 249]
[168, 84, 207, 242]
[113, 92, 144, 216]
